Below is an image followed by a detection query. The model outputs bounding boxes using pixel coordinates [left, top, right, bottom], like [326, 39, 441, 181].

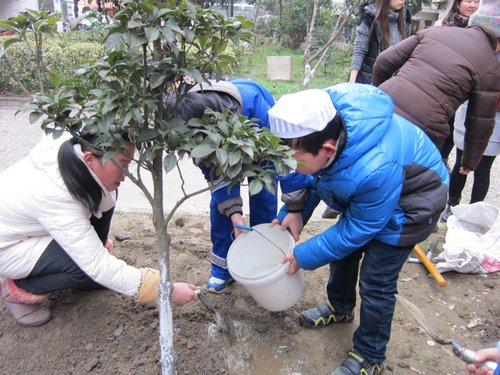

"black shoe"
[440, 205, 452, 223]
[299, 302, 354, 328]
[322, 207, 340, 219]
[331, 351, 384, 375]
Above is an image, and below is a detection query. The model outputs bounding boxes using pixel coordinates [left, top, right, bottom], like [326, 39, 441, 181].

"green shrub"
[0, 32, 103, 95]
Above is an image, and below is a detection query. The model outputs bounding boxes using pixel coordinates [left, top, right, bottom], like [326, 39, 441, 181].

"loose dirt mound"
[1, 212, 499, 375]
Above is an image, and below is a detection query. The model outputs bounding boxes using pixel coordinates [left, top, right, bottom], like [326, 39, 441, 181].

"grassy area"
[234, 40, 352, 99]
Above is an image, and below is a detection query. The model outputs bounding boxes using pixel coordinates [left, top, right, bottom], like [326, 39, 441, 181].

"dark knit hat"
[468, 0, 500, 37]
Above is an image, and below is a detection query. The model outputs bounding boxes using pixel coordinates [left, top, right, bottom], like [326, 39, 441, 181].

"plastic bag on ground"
[435, 202, 500, 273]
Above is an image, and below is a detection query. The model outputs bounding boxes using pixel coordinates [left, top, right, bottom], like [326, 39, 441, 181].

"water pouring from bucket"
[227, 224, 305, 312]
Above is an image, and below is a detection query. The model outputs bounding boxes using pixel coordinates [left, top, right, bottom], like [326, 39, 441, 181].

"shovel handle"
[413, 244, 448, 288]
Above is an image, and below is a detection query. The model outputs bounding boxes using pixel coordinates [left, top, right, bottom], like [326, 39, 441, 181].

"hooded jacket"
[277, 83, 449, 270]
[373, 25, 500, 170]
[0, 133, 142, 296]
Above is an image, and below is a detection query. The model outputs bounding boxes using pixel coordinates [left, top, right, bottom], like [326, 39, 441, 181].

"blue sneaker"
[206, 276, 234, 293]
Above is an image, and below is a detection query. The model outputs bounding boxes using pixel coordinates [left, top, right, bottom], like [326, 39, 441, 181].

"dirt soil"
[1, 211, 499, 375]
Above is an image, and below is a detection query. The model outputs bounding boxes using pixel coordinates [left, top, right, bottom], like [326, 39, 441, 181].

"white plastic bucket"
[227, 224, 305, 311]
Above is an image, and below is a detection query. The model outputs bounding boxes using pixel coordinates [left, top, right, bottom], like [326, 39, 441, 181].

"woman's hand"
[171, 283, 199, 306]
[459, 166, 471, 175]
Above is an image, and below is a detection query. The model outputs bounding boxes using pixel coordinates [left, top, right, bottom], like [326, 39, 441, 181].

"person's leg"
[15, 208, 114, 294]
[207, 197, 234, 291]
[448, 148, 467, 206]
[352, 240, 412, 364]
[299, 249, 361, 328]
[327, 249, 363, 314]
[14, 240, 102, 294]
[470, 155, 496, 203]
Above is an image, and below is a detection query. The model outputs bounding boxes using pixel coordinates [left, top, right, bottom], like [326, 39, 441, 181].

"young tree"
[26, 1, 295, 373]
[0, 9, 61, 93]
[303, 0, 361, 86]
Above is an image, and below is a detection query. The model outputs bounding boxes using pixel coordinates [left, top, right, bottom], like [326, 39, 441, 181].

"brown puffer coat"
[372, 25, 500, 171]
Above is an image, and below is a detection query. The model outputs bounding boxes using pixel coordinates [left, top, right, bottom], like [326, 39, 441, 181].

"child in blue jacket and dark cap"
[268, 83, 449, 375]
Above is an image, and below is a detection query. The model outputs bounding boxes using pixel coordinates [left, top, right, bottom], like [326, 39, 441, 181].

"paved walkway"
[0, 106, 327, 219]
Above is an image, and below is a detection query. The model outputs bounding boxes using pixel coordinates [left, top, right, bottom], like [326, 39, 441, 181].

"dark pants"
[15, 208, 114, 294]
[448, 148, 496, 206]
[327, 239, 413, 363]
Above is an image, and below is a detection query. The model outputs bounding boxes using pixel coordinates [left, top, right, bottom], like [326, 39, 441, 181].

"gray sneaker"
[299, 302, 354, 328]
[332, 351, 383, 375]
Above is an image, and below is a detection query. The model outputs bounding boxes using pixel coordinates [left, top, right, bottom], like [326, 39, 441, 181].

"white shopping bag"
[435, 202, 500, 273]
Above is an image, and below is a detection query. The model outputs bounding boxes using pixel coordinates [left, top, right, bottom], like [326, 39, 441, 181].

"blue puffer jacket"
[278, 83, 449, 270]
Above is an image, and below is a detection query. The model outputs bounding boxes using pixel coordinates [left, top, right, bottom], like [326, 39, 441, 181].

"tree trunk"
[150, 153, 177, 375]
[303, 0, 361, 86]
[277, 0, 283, 45]
[73, 0, 79, 18]
[302, 0, 320, 87]
[252, 0, 261, 25]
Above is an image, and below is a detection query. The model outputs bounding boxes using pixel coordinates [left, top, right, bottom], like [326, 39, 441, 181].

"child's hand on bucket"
[282, 253, 300, 275]
[231, 213, 246, 237]
[271, 213, 303, 242]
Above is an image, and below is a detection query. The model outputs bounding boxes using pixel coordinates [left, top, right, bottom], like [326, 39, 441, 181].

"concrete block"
[267, 56, 293, 80]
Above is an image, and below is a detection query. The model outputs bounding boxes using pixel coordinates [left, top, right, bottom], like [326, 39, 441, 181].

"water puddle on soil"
[241, 341, 302, 375]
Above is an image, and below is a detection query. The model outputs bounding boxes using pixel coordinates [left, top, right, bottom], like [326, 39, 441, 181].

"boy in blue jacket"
[268, 83, 449, 375]
[167, 78, 309, 293]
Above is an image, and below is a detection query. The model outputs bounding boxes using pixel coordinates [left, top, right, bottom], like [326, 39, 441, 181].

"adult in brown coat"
[372, 25, 500, 172]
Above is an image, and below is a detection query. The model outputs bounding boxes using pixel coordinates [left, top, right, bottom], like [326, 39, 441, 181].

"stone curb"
[0, 96, 31, 109]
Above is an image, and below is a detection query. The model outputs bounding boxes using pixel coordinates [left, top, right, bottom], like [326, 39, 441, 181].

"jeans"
[15, 208, 114, 294]
[448, 148, 496, 206]
[327, 239, 413, 363]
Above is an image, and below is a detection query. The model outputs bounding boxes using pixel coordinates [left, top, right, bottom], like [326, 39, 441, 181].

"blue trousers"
[15, 209, 114, 294]
[327, 239, 412, 363]
[210, 177, 277, 279]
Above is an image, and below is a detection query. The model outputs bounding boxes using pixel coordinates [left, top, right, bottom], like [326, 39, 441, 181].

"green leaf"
[228, 149, 241, 166]
[215, 148, 228, 166]
[249, 179, 263, 195]
[29, 111, 44, 124]
[3, 38, 22, 49]
[149, 73, 165, 89]
[145, 27, 160, 42]
[138, 128, 158, 142]
[163, 153, 177, 174]
[191, 141, 215, 159]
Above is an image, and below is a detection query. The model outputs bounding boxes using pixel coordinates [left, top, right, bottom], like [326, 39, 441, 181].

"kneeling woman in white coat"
[0, 128, 198, 326]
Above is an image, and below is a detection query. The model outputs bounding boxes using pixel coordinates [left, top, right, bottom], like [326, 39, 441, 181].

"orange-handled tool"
[413, 244, 448, 288]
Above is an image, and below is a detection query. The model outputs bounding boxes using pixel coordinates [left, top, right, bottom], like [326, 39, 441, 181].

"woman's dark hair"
[282, 112, 344, 155]
[58, 128, 130, 213]
[369, 0, 408, 50]
[442, 0, 462, 24]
